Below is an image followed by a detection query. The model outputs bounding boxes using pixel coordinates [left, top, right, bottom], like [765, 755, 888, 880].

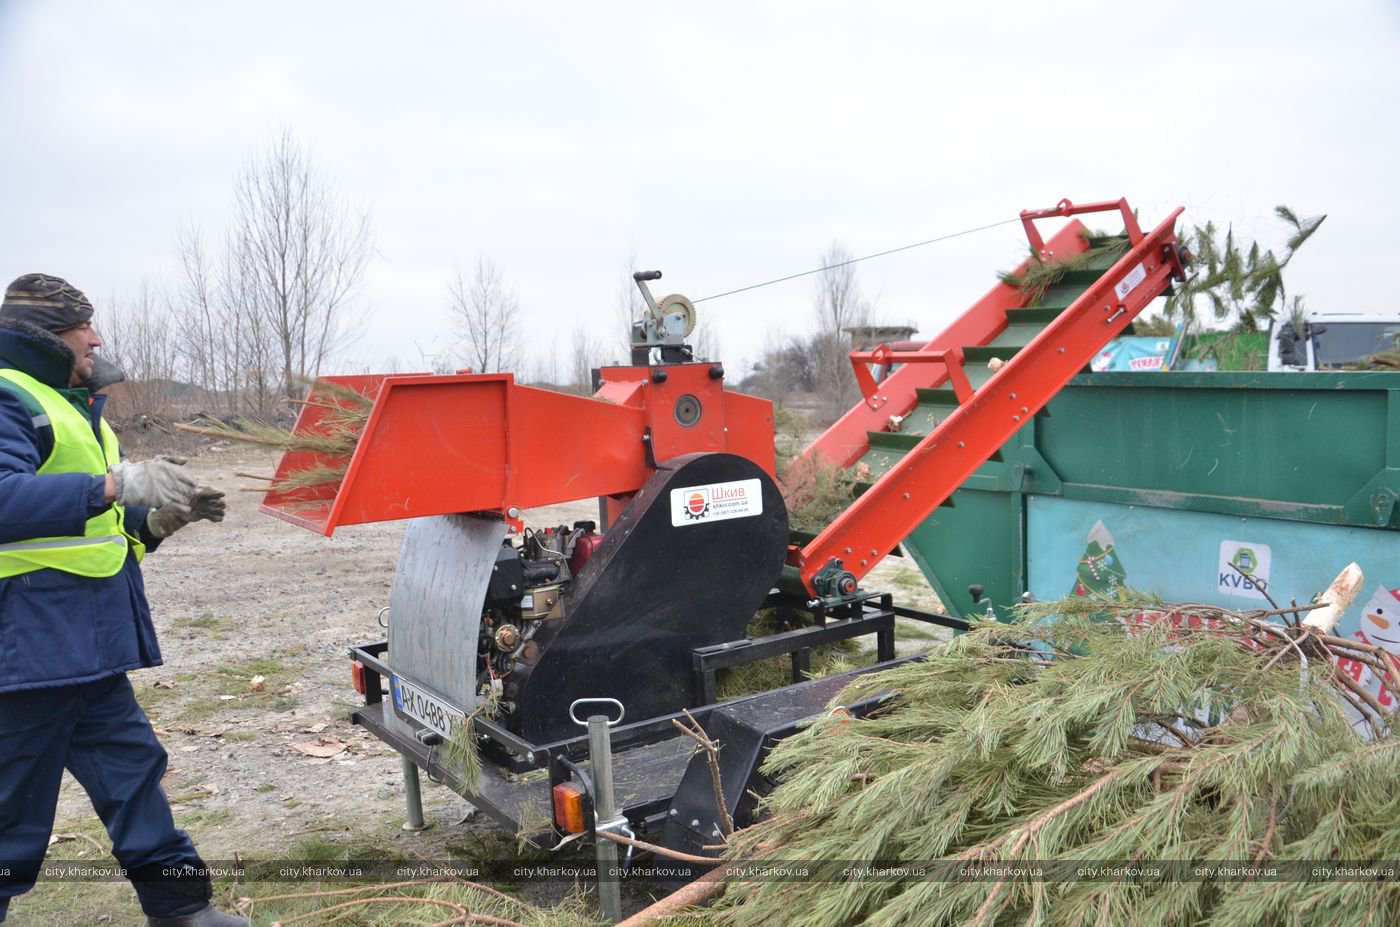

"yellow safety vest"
[0, 367, 145, 578]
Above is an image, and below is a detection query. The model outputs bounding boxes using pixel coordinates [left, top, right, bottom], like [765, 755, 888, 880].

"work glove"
[145, 486, 227, 538]
[109, 458, 198, 510]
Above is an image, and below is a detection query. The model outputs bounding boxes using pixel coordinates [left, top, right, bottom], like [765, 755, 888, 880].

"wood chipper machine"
[259, 198, 1189, 884]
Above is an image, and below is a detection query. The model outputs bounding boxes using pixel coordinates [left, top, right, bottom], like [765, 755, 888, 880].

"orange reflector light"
[350, 660, 366, 695]
[552, 782, 587, 834]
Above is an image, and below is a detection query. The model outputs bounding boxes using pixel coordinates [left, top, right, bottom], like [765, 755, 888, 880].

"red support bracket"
[849, 344, 894, 409]
[850, 345, 974, 410]
[1020, 197, 1143, 256]
[934, 349, 974, 404]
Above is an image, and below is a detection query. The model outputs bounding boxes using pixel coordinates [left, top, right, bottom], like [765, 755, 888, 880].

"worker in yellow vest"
[0, 275, 243, 927]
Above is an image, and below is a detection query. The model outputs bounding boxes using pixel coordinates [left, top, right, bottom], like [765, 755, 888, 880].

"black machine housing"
[347, 448, 967, 854]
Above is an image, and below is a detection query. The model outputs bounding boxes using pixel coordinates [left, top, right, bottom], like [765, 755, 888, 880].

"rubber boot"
[145, 903, 248, 927]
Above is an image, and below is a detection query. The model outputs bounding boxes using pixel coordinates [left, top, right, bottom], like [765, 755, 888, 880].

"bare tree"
[100, 281, 181, 424]
[225, 233, 282, 419]
[812, 241, 870, 422]
[529, 333, 564, 387]
[228, 130, 370, 400]
[748, 331, 817, 406]
[172, 225, 278, 418]
[569, 323, 603, 394]
[414, 340, 458, 375]
[166, 132, 370, 420]
[174, 226, 260, 417]
[448, 257, 522, 374]
[616, 253, 646, 362]
[691, 320, 721, 363]
[174, 226, 221, 406]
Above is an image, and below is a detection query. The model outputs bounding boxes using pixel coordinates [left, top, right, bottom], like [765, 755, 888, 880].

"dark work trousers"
[0, 674, 212, 920]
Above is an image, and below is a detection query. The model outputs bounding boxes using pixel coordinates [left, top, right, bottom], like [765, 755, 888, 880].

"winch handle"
[569, 698, 625, 727]
[631, 270, 662, 314]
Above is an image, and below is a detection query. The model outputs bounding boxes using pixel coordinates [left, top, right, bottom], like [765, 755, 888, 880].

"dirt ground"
[17, 445, 947, 924]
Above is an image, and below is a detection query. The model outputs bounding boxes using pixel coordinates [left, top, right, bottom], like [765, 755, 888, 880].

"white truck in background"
[1267, 310, 1400, 372]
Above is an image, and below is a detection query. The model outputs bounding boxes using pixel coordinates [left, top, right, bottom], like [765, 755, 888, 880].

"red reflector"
[350, 660, 366, 695]
[552, 782, 586, 834]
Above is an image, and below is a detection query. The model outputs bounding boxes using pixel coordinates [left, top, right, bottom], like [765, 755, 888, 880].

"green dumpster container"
[904, 371, 1400, 663]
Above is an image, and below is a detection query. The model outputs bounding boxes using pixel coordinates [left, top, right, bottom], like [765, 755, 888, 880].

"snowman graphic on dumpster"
[1335, 584, 1400, 716]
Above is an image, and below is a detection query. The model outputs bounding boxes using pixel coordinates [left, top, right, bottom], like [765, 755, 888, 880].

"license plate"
[390, 673, 467, 741]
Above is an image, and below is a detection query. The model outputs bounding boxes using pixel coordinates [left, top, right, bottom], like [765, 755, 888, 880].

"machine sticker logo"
[1218, 540, 1272, 601]
[671, 478, 763, 527]
[683, 490, 711, 519]
[1114, 262, 1148, 300]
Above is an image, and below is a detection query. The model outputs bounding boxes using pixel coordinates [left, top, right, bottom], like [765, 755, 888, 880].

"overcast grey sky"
[2, 0, 1397, 376]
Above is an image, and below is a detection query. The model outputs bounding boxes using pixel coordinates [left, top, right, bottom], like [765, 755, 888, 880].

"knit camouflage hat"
[0, 273, 95, 332]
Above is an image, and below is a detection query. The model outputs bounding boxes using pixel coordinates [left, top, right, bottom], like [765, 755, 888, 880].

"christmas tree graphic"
[1070, 520, 1128, 600]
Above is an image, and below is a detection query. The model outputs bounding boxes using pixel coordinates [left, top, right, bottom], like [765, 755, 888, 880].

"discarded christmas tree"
[694, 567, 1400, 927]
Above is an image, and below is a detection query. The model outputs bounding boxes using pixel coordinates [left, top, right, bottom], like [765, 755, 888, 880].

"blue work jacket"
[0, 320, 163, 693]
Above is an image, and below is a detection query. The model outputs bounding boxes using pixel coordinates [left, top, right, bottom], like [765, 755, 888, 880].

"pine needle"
[292, 374, 374, 409]
[999, 238, 1131, 307]
[270, 463, 350, 493]
[715, 607, 863, 700]
[781, 456, 859, 536]
[174, 380, 373, 496]
[442, 693, 503, 796]
[175, 416, 362, 458]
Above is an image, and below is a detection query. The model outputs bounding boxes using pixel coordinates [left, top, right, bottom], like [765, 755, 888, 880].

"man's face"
[57, 320, 103, 386]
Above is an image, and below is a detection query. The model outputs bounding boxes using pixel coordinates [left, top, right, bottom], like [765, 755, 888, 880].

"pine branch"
[175, 378, 373, 497]
[703, 585, 1400, 927]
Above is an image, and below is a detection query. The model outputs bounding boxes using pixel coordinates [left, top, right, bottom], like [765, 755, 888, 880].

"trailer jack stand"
[402, 756, 427, 832]
[573, 698, 626, 923]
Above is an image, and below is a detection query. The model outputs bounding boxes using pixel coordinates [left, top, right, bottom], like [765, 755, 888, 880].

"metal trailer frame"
[347, 593, 966, 839]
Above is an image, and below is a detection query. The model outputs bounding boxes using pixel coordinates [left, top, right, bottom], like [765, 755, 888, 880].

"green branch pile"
[701, 595, 1400, 927]
[781, 455, 859, 537]
[714, 607, 864, 701]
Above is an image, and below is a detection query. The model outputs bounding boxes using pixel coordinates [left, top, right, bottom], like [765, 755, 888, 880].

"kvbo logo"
[1218, 540, 1272, 600]
[683, 490, 711, 520]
